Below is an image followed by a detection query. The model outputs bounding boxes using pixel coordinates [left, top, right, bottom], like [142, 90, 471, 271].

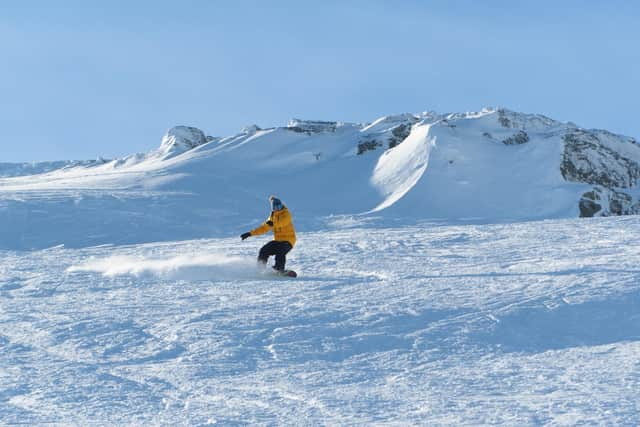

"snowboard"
[276, 269, 297, 278]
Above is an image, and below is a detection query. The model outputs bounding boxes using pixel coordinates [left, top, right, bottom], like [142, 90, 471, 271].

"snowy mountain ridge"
[1, 107, 639, 249]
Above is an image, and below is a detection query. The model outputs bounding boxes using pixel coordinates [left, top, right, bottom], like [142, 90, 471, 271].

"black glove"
[266, 220, 274, 226]
[241, 232, 251, 240]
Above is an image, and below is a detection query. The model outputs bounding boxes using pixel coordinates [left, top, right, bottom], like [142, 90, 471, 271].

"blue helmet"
[270, 196, 283, 211]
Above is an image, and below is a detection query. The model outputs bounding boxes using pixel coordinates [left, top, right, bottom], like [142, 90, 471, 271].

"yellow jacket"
[250, 206, 296, 246]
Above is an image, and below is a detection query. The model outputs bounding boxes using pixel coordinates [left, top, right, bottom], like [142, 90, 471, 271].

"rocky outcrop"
[159, 126, 208, 157]
[388, 123, 413, 148]
[497, 108, 561, 131]
[287, 119, 337, 134]
[483, 108, 640, 218]
[358, 114, 419, 154]
[579, 186, 640, 217]
[241, 124, 261, 135]
[561, 130, 640, 189]
[502, 130, 530, 145]
[357, 140, 383, 155]
[561, 129, 640, 217]
[579, 190, 602, 217]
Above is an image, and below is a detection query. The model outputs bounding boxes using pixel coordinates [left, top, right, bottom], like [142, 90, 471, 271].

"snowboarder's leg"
[258, 241, 279, 266]
[273, 241, 293, 271]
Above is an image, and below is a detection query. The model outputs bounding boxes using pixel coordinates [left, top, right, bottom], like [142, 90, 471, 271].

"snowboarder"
[241, 196, 296, 274]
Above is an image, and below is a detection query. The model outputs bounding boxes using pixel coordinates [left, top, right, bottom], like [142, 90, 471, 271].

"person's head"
[269, 195, 284, 211]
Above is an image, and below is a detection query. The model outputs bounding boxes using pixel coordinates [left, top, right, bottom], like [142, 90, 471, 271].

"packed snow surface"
[2, 216, 639, 424]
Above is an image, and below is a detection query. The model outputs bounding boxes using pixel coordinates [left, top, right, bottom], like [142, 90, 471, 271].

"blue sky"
[2, 1, 639, 161]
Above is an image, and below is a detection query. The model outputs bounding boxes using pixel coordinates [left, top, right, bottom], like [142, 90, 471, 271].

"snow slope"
[1, 217, 639, 424]
[2, 108, 640, 424]
[1, 108, 639, 251]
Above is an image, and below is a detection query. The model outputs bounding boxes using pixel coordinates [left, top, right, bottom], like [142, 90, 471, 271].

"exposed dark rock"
[606, 190, 633, 216]
[357, 140, 382, 155]
[610, 198, 624, 215]
[287, 127, 307, 133]
[579, 198, 602, 217]
[287, 126, 306, 133]
[503, 131, 530, 145]
[579, 186, 639, 217]
[558, 127, 640, 217]
[388, 123, 413, 148]
[287, 119, 337, 134]
[582, 190, 601, 202]
[579, 189, 602, 217]
[498, 109, 512, 128]
[483, 132, 493, 139]
[496, 108, 559, 130]
[561, 131, 640, 189]
[359, 114, 419, 152]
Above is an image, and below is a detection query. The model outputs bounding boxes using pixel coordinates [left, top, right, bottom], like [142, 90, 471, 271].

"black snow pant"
[258, 241, 293, 271]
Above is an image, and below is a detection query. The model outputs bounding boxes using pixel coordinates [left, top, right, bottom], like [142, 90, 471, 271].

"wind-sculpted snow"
[1, 217, 639, 424]
[369, 123, 433, 211]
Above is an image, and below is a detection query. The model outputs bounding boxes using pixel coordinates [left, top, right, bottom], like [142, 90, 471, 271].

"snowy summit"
[158, 126, 210, 157]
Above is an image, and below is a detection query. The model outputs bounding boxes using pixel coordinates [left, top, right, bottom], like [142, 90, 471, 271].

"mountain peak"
[241, 124, 262, 135]
[158, 126, 208, 157]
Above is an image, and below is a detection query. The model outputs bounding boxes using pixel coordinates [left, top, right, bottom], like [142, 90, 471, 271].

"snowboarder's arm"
[249, 216, 274, 236]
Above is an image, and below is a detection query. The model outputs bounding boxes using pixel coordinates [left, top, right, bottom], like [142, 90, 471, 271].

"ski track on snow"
[1, 217, 640, 424]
